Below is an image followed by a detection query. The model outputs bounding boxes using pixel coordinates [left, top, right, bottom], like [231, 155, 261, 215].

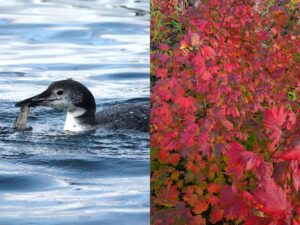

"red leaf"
[221, 119, 233, 131]
[207, 183, 221, 193]
[267, 126, 282, 151]
[174, 96, 196, 113]
[167, 153, 182, 165]
[293, 169, 300, 191]
[158, 43, 170, 51]
[280, 145, 300, 161]
[193, 53, 205, 68]
[220, 186, 250, 220]
[190, 19, 208, 32]
[206, 194, 220, 205]
[224, 63, 235, 73]
[180, 122, 198, 147]
[202, 71, 212, 81]
[253, 178, 288, 216]
[156, 68, 168, 79]
[244, 216, 273, 225]
[189, 216, 206, 225]
[263, 105, 295, 150]
[157, 185, 180, 207]
[225, 142, 261, 180]
[263, 104, 286, 129]
[159, 54, 169, 64]
[193, 201, 209, 214]
[264, 105, 286, 128]
[202, 45, 215, 58]
[167, 185, 180, 201]
[287, 112, 296, 130]
[210, 207, 224, 224]
[157, 148, 169, 162]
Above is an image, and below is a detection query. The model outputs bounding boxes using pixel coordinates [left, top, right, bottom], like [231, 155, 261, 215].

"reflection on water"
[0, 0, 149, 224]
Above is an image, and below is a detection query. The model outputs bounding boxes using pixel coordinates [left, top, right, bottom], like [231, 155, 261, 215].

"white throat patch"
[69, 107, 86, 118]
[63, 108, 93, 132]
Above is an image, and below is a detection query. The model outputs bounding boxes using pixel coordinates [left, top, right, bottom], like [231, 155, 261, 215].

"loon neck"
[64, 109, 96, 132]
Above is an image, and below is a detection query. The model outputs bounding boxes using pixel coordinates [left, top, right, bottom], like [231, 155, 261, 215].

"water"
[0, 0, 149, 224]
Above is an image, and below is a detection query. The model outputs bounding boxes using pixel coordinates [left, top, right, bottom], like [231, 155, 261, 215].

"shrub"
[151, 0, 300, 224]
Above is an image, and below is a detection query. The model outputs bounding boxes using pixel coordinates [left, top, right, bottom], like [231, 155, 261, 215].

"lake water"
[0, 0, 149, 224]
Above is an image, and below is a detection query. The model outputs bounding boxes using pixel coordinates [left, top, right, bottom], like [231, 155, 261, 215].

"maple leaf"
[267, 126, 282, 151]
[244, 216, 273, 225]
[273, 161, 290, 185]
[193, 201, 209, 214]
[255, 161, 273, 181]
[253, 178, 289, 216]
[157, 148, 169, 162]
[183, 185, 203, 207]
[291, 219, 300, 225]
[166, 153, 182, 165]
[280, 144, 300, 161]
[220, 186, 250, 220]
[272, 10, 288, 27]
[206, 194, 220, 205]
[159, 53, 169, 64]
[157, 185, 180, 207]
[263, 105, 286, 129]
[286, 112, 296, 130]
[202, 71, 212, 81]
[189, 216, 206, 225]
[190, 18, 208, 32]
[263, 105, 296, 150]
[174, 96, 196, 113]
[225, 142, 261, 180]
[221, 119, 233, 131]
[226, 106, 240, 117]
[193, 53, 206, 68]
[209, 207, 224, 224]
[288, 160, 300, 190]
[180, 122, 198, 147]
[224, 63, 235, 73]
[158, 43, 170, 51]
[207, 183, 221, 193]
[202, 45, 215, 58]
[156, 68, 168, 79]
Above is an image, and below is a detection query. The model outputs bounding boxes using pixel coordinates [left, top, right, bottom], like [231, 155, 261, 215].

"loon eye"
[57, 90, 64, 95]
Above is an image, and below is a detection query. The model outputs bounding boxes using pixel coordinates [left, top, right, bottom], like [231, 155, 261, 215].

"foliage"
[151, 0, 300, 224]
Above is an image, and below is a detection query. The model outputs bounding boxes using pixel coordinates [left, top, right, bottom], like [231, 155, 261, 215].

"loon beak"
[15, 90, 53, 107]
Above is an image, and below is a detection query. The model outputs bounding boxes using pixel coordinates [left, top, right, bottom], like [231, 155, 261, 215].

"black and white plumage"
[15, 79, 149, 132]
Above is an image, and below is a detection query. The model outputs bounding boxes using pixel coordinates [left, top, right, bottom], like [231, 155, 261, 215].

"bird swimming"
[15, 79, 149, 132]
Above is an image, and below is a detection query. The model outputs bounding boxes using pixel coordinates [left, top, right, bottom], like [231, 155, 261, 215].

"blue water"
[0, 1, 149, 224]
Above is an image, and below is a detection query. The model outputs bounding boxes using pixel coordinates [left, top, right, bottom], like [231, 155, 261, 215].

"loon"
[15, 79, 149, 132]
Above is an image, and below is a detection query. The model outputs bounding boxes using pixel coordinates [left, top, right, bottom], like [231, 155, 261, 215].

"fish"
[13, 103, 32, 131]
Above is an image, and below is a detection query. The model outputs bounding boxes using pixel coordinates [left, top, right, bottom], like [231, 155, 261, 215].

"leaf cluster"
[151, 0, 300, 224]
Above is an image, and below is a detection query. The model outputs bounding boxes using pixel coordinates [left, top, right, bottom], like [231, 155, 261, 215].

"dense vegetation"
[151, 0, 300, 224]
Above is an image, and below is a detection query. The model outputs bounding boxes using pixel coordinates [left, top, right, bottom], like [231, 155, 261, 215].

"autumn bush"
[151, 0, 300, 224]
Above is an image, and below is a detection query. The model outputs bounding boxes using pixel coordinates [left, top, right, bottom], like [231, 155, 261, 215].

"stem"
[268, 128, 300, 160]
[268, 148, 280, 161]
[220, 0, 237, 28]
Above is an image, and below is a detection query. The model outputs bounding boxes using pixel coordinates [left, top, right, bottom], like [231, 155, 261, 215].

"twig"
[220, 0, 238, 28]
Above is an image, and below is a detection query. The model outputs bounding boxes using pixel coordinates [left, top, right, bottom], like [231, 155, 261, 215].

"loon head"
[16, 79, 96, 132]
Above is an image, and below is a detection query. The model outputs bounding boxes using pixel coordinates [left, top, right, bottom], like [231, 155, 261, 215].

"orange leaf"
[193, 200, 209, 214]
